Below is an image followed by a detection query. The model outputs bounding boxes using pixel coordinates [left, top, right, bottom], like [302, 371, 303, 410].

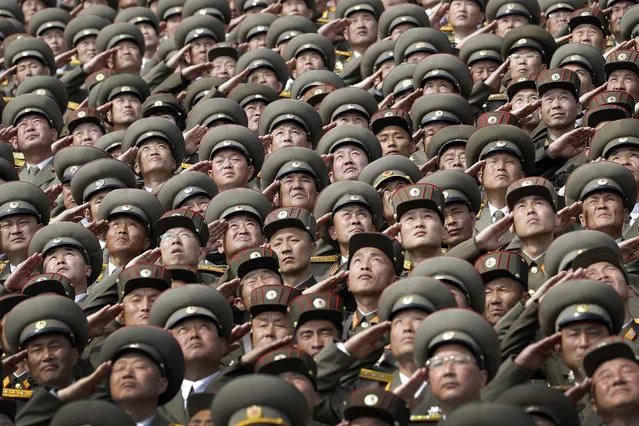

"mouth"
[446, 228, 461, 236]
[413, 231, 426, 237]
[358, 273, 373, 280]
[441, 381, 460, 389]
[281, 256, 295, 263]
[348, 226, 364, 234]
[41, 364, 58, 373]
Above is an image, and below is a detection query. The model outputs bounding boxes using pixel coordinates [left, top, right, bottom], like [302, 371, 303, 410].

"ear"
[579, 212, 586, 228]
[476, 168, 483, 185]
[85, 264, 92, 280]
[310, 241, 317, 255]
[198, 247, 207, 262]
[10, 136, 18, 151]
[134, 162, 141, 175]
[143, 237, 150, 251]
[107, 54, 113, 69]
[591, 393, 599, 414]
[84, 207, 92, 220]
[553, 212, 561, 229]
[275, 82, 283, 93]
[71, 347, 80, 367]
[233, 296, 245, 311]
[328, 170, 335, 183]
[246, 166, 255, 182]
[184, 50, 192, 65]
[328, 225, 336, 241]
[105, 108, 113, 124]
[158, 377, 169, 395]
[519, 169, 525, 179]
[585, 147, 590, 158]
[479, 369, 488, 388]
[470, 214, 477, 226]
[170, 159, 176, 171]
[410, 141, 417, 153]
[541, 64, 547, 71]
[50, 128, 58, 141]
[11, 74, 18, 86]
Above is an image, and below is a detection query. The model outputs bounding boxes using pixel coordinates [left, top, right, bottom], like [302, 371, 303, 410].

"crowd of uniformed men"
[2, 0, 639, 423]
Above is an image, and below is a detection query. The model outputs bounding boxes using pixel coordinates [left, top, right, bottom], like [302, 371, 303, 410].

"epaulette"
[404, 259, 411, 270]
[359, 368, 393, 386]
[12, 151, 25, 168]
[476, 200, 486, 219]
[410, 415, 443, 423]
[181, 162, 191, 170]
[67, 101, 79, 111]
[335, 50, 352, 59]
[634, 318, 639, 324]
[625, 327, 637, 341]
[311, 255, 339, 263]
[2, 388, 33, 399]
[1, 80, 8, 87]
[487, 93, 507, 101]
[316, 17, 331, 23]
[439, 23, 453, 32]
[69, 58, 82, 66]
[441, 247, 448, 255]
[3, 97, 12, 102]
[199, 265, 227, 273]
[280, 91, 291, 98]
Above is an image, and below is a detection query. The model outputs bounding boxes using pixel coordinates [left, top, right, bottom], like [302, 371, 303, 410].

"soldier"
[496, 383, 580, 426]
[413, 54, 473, 99]
[238, 14, 278, 51]
[506, 76, 541, 136]
[186, 99, 248, 132]
[334, 0, 384, 57]
[53, 146, 110, 211]
[539, 0, 581, 35]
[288, 292, 345, 356]
[342, 388, 410, 426]
[3, 38, 55, 91]
[117, 265, 171, 326]
[283, 34, 336, 78]
[393, 27, 452, 65]
[235, 48, 289, 94]
[174, 15, 225, 78]
[186, 393, 214, 426]
[258, 99, 323, 155]
[227, 84, 280, 135]
[606, 50, 639, 102]
[550, 43, 606, 96]
[459, 34, 503, 86]
[141, 94, 186, 131]
[64, 107, 107, 147]
[115, 7, 161, 68]
[95, 22, 145, 75]
[51, 400, 136, 426]
[446, 0, 486, 44]
[317, 88, 379, 127]
[249, 284, 300, 349]
[568, 6, 609, 52]
[485, 0, 540, 37]
[206, 43, 239, 80]
[155, 171, 218, 216]
[377, 4, 430, 40]
[369, 109, 415, 158]
[359, 40, 395, 90]
[22, 273, 75, 298]
[156, 0, 183, 38]
[425, 126, 475, 171]
[63, 16, 108, 82]
[441, 403, 537, 426]
[95, 74, 150, 132]
[27, 8, 70, 67]
[501, 25, 556, 80]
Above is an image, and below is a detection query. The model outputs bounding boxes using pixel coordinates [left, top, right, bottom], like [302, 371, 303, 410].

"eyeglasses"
[509, 53, 540, 61]
[426, 354, 476, 370]
[159, 232, 196, 241]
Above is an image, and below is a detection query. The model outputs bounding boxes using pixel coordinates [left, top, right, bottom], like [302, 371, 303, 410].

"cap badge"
[186, 306, 197, 314]
[196, 28, 204, 34]
[37, 276, 47, 282]
[570, 55, 581, 61]
[121, 86, 130, 92]
[488, 116, 497, 124]
[581, 10, 589, 15]
[274, 354, 287, 360]
[364, 394, 379, 406]
[607, 96, 616, 102]
[485, 257, 497, 268]
[235, 206, 244, 211]
[77, 111, 86, 118]
[382, 170, 393, 177]
[292, 161, 301, 167]
[8, 201, 18, 209]
[521, 179, 532, 186]
[402, 80, 411, 87]
[140, 269, 152, 277]
[122, 205, 132, 211]
[577, 304, 590, 312]
[442, 331, 455, 340]
[277, 210, 288, 219]
[286, 114, 295, 119]
[415, 42, 426, 48]
[184, 187, 193, 194]
[154, 100, 163, 107]
[250, 251, 261, 259]
[223, 140, 232, 146]
[266, 290, 278, 300]
[431, 69, 439, 75]
[314, 89, 322, 95]
[36, 89, 46, 95]
[350, 195, 360, 201]
[597, 178, 608, 185]
[246, 406, 262, 419]
[402, 296, 413, 304]
[518, 77, 526, 82]
[434, 111, 443, 117]
[313, 298, 326, 308]
[620, 137, 629, 142]
[479, 50, 487, 56]
[409, 187, 420, 197]
[53, 237, 63, 243]
[69, 166, 78, 174]
[384, 111, 394, 117]
[442, 191, 448, 199]
[551, 73, 560, 81]
[619, 53, 628, 60]
[35, 320, 46, 330]
[146, 131, 154, 137]
[517, 38, 527, 44]
[496, 141, 506, 147]
[506, 3, 514, 8]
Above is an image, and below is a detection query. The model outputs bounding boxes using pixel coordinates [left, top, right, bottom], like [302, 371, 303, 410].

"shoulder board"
[311, 255, 339, 263]
[634, 318, 639, 324]
[3, 97, 12, 103]
[279, 91, 291, 98]
[67, 101, 79, 111]
[199, 265, 227, 273]
[69, 59, 82, 65]
[2, 388, 33, 399]
[12, 152, 25, 168]
[316, 17, 331, 23]
[335, 50, 352, 58]
[404, 259, 411, 270]
[410, 415, 442, 423]
[2, 377, 8, 388]
[441, 248, 448, 255]
[181, 162, 191, 170]
[359, 368, 394, 384]
[625, 327, 637, 341]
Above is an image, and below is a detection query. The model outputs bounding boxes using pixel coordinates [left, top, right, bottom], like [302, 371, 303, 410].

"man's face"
[279, 172, 318, 211]
[186, 37, 216, 65]
[111, 40, 143, 73]
[76, 36, 98, 64]
[447, 0, 484, 30]
[72, 122, 104, 147]
[469, 59, 498, 84]
[586, 261, 629, 302]
[328, 205, 375, 246]
[344, 11, 378, 50]
[390, 23, 415, 40]
[511, 88, 541, 128]
[16, 113, 55, 152]
[592, 357, 639, 416]
[180, 195, 211, 216]
[439, 146, 467, 171]
[164, 15, 182, 38]
[611, 1, 635, 34]
[559, 320, 610, 372]
[0, 214, 40, 258]
[244, 100, 266, 134]
[159, 226, 202, 267]
[331, 145, 368, 182]
[122, 287, 161, 325]
[270, 227, 315, 276]
[335, 111, 369, 127]
[295, 50, 325, 76]
[279, 372, 317, 412]
[105, 215, 150, 258]
[379, 180, 406, 224]
[377, 125, 413, 157]
[239, 269, 282, 309]
[399, 207, 443, 252]
[247, 68, 282, 93]
[269, 122, 311, 153]
[607, 70, 639, 102]
[347, 247, 395, 297]
[247, 34, 267, 51]
[188, 410, 212, 426]
[134, 139, 176, 178]
[210, 148, 253, 191]
[484, 277, 526, 324]
[477, 152, 524, 192]
[422, 122, 449, 152]
[564, 64, 594, 95]
[110, 353, 167, 404]
[222, 213, 263, 258]
[579, 191, 627, 236]
[41, 28, 67, 56]
[509, 48, 546, 79]
[109, 94, 142, 127]
[138, 23, 160, 52]
[407, 51, 431, 64]
[390, 308, 427, 363]
[443, 203, 475, 247]
[211, 56, 236, 80]
[43, 246, 90, 285]
[608, 147, 639, 187]
[512, 195, 556, 239]
[571, 24, 606, 51]
[545, 10, 570, 35]
[495, 14, 528, 37]
[281, 0, 311, 17]
[62, 182, 76, 210]
[26, 334, 78, 388]
[295, 319, 339, 357]
[171, 317, 226, 367]
[251, 311, 293, 348]
[21, 0, 45, 23]
[87, 189, 110, 221]
[423, 78, 455, 95]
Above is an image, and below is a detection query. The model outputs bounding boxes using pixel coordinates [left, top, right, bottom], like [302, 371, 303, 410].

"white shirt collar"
[9, 264, 17, 273]
[398, 372, 428, 398]
[136, 416, 155, 426]
[487, 202, 509, 221]
[144, 186, 153, 193]
[26, 157, 53, 171]
[74, 293, 88, 303]
[341, 255, 348, 264]
[181, 371, 220, 407]
[631, 203, 639, 220]
[108, 261, 119, 275]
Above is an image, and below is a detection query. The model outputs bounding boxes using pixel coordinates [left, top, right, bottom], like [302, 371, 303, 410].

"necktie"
[493, 210, 505, 223]
[28, 166, 39, 183]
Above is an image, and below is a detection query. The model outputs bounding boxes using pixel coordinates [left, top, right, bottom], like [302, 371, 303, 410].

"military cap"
[584, 336, 639, 377]
[2, 93, 63, 133]
[117, 264, 171, 301]
[506, 75, 538, 101]
[348, 232, 404, 275]
[182, 0, 231, 23]
[476, 111, 521, 129]
[96, 74, 150, 107]
[148, 284, 233, 339]
[316, 124, 382, 165]
[0, 19, 24, 41]
[588, 90, 635, 115]
[0, 142, 13, 167]
[27, 8, 70, 37]
[338, 56, 363, 85]
[420, 170, 481, 216]
[236, 48, 289, 88]
[0, 157, 17, 182]
[466, 124, 535, 175]
[496, 383, 580, 426]
[378, 4, 430, 40]
[0, 0, 23, 22]
[589, 118, 639, 160]
[235, 0, 269, 14]
[97, 188, 164, 239]
[229, 247, 280, 280]
[410, 256, 484, 313]
[605, 50, 639, 77]
[51, 400, 135, 426]
[207, 42, 239, 63]
[167, 265, 201, 283]
[458, 34, 503, 66]
[290, 71, 344, 101]
[583, 104, 631, 128]
[29, 221, 103, 284]
[264, 16, 314, 48]
[53, 146, 110, 183]
[314, 181, 384, 244]
[99, 325, 184, 405]
[238, 13, 278, 44]
[501, 25, 557, 63]
[343, 387, 410, 426]
[538, 0, 581, 15]
[410, 94, 474, 129]
[283, 34, 335, 71]
[23, 273, 75, 299]
[86, 69, 115, 108]
[425, 125, 475, 161]
[183, 77, 225, 111]
[620, 4, 639, 41]
[211, 374, 309, 426]
[359, 39, 395, 79]
[250, 284, 301, 317]
[70, 158, 137, 205]
[336, 0, 384, 19]
[205, 187, 272, 223]
[15, 75, 68, 114]
[156, 171, 218, 211]
[121, 117, 184, 168]
[475, 250, 529, 288]
[506, 176, 557, 210]
[261, 147, 329, 192]
[115, 6, 160, 32]
[358, 155, 422, 190]
[288, 292, 344, 330]
[0, 294, 29, 320]
[141, 93, 186, 130]
[156, 208, 209, 246]
[486, 0, 540, 23]
[187, 393, 215, 419]
[378, 276, 457, 322]
[370, 109, 413, 137]
[565, 161, 636, 207]
[77, 5, 117, 22]
[413, 54, 474, 99]
[256, 347, 317, 387]
[228, 84, 280, 109]
[64, 106, 106, 134]
[381, 64, 417, 99]
[154, 37, 177, 62]
[391, 182, 444, 221]
[441, 403, 536, 426]
[198, 124, 262, 179]
[413, 308, 500, 380]
[569, 5, 609, 34]
[0, 181, 50, 224]
[259, 99, 323, 147]
[393, 27, 451, 63]
[550, 43, 606, 87]
[174, 15, 225, 49]
[5, 294, 88, 352]
[536, 68, 581, 98]
[318, 88, 379, 125]
[96, 22, 144, 54]
[264, 207, 316, 241]
[156, 0, 183, 20]
[3, 36, 55, 73]
[539, 279, 625, 336]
